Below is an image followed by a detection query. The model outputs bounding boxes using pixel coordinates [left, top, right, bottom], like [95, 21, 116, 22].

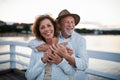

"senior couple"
[25, 9, 89, 80]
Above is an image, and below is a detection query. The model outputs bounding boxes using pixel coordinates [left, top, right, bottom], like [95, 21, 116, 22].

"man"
[55, 9, 89, 80]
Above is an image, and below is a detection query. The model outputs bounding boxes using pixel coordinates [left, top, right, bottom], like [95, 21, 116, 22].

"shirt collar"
[59, 31, 75, 40]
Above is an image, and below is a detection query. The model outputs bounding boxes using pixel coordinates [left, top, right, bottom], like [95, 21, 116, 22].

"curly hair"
[32, 15, 59, 41]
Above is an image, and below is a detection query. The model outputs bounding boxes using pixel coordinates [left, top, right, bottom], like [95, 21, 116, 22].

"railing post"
[10, 41, 16, 69]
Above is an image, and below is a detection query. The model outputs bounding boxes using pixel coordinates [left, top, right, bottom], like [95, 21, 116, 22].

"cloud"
[0, 0, 120, 25]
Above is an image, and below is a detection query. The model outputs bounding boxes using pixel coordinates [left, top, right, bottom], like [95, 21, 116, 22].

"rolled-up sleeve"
[57, 59, 76, 75]
[27, 39, 44, 52]
[74, 38, 89, 71]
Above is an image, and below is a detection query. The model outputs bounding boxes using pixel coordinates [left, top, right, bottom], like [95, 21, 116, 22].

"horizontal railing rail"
[0, 41, 30, 69]
[85, 50, 120, 80]
[88, 50, 120, 62]
[0, 41, 120, 80]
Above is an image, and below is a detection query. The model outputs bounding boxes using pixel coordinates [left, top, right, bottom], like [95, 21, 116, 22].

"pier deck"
[0, 69, 26, 80]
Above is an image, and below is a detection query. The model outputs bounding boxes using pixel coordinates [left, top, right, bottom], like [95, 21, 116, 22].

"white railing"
[0, 41, 30, 69]
[85, 50, 120, 80]
[0, 41, 120, 80]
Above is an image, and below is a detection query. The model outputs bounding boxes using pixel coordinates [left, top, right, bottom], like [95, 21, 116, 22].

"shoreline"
[0, 33, 120, 37]
[0, 33, 33, 37]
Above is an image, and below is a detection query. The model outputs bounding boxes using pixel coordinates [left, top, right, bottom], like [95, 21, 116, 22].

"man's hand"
[41, 49, 51, 63]
[36, 44, 49, 52]
[66, 47, 73, 56]
[49, 44, 69, 58]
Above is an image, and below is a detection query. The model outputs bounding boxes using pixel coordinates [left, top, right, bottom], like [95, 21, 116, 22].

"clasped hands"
[36, 42, 73, 64]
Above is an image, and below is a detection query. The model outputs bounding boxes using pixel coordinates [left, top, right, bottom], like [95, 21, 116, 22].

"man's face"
[61, 16, 75, 37]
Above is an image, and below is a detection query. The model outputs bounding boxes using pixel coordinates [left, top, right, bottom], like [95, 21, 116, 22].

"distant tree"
[23, 24, 30, 34]
[75, 28, 94, 34]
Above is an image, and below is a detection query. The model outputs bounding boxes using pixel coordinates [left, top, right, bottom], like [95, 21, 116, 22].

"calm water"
[1, 35, 120, 53]
[0, 35, 120, 80]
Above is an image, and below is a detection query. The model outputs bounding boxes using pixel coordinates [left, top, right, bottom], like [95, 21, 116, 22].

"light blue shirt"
[59, 31, 88, 70]
[25, 38, 76, 80]
[59, 31, 89, 80]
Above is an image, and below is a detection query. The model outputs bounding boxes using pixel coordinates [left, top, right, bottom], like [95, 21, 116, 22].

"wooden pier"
[0, 41, 120, 80]
[0, 69, 26, 80]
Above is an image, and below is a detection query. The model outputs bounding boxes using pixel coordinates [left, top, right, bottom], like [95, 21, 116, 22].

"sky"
[0, 0, 120, 29]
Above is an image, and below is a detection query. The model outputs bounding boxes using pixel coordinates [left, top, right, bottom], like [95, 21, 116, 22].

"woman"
[25, 15, 75, 80]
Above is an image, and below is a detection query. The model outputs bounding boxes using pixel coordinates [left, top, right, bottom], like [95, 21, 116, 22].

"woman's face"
[39, 18, 54, 40]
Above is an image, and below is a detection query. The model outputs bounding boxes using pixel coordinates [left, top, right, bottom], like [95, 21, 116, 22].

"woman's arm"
[25, 50, 46, 80]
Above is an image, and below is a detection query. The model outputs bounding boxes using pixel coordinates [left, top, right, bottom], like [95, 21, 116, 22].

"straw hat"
[56, 9, 80, 25]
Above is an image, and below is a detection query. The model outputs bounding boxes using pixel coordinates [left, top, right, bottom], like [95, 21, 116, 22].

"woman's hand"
[42, 49, 62, 64]
[47, 52, 62, 64]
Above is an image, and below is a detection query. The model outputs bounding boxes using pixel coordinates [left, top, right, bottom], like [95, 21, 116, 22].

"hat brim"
[57, 14, 80, 25]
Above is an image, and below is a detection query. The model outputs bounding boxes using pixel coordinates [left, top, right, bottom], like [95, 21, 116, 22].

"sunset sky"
[0, 0, 120, 29]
